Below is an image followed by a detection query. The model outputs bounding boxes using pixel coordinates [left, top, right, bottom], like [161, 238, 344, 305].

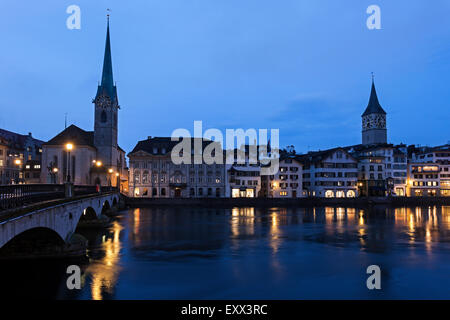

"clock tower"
[94, 16, 119, 167]
[362, 77, 387, 145]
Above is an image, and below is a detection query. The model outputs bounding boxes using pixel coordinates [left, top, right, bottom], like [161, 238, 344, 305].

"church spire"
[362, 74, 386, 116]
[95, 15, 117, 103]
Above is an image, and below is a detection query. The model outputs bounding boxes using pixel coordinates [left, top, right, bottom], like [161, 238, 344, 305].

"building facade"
[408, 144, 450, 196]
[128, 137, 226, 198]
[225, 146, 262, 198]
[297, 148, 358, 198]
[261, 156, 303, 198]
[0, 129, 43, 185]
[347, 144, 407, 197]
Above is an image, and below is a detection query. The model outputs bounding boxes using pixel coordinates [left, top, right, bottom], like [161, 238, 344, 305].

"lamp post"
[65, 143, 73, 183]
[14, 159, 22, 184]
[52, 167, 58, 184]
[64, 143, 74, 198]
[108, 168, 113, 187]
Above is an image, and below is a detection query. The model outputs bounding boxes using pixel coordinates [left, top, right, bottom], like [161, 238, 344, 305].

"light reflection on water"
[1, 206, 450, 300]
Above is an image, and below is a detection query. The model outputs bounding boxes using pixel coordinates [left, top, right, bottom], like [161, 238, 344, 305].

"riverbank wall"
[124, 196, 450, 209]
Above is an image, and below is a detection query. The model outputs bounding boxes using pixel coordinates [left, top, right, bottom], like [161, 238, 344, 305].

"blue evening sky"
[0, 0, 449, 153]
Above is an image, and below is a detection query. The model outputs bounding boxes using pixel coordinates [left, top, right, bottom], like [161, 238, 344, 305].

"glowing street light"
[65, 143, 73, 151]
[65, 143, 74, 182]
[96, 161, 103, 167]
[14, 159, 22, 166]
[53, 167, 59, 173]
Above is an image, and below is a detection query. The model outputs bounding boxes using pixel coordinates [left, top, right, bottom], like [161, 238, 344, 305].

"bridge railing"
[0, 184, 65, 211]
[0, 184, 118, 211]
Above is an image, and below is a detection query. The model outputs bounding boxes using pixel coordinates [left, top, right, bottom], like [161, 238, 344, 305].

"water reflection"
[84, 221, 123, 300]
[2, 205, 450, 299]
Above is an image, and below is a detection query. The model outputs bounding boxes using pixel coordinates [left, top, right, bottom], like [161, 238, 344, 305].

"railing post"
[65, 182, 74, 198]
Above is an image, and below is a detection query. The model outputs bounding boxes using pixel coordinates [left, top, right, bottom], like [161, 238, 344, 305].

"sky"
[1, 0, 450, 154]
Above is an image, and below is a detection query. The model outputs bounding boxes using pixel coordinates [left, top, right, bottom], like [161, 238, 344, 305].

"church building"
[361, 78, 387, 145]
[40, 18, 127, 190]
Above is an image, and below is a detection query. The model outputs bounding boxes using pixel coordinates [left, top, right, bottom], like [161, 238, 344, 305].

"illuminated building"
[409, 144, 450, 197]
[40, 18, 127, 188]
[225, 145, 262, 198]
[128, 137, 226, 198]
[296, 148, 358, 198]
[261, 155, 303, 198]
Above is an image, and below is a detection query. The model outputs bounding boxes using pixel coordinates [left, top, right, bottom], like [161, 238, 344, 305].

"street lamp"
[108, 168, 114, 186]
[65, 143, 74, 183]
[14, 159, 22, 184]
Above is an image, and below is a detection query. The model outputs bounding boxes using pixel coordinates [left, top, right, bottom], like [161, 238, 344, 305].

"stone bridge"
[0, 192, 120, 258]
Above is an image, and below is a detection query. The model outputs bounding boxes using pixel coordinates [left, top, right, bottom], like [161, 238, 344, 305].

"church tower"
[362, 76, 387, 145]
[93, 16, 119, 167]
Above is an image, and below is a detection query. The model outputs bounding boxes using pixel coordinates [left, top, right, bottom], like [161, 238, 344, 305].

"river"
[1, 206, 449, 299]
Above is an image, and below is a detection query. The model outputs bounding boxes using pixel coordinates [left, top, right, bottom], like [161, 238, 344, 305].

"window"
[101, 110, 107, 123]
[142, 171, 149, 184]
[347, 190, 356, 198]
[134, 172, 140, 184]
[280, 191, 288, 196]
[161, 188, 166, 196]
[325, 190, 334, 198]
[152, 188, 157, 196]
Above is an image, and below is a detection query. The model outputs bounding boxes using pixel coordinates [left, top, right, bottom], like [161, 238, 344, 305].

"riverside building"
[128, 137, 226, 198]
[261, 155, 303, 198]
[408, 144, 450, 196]
[297, 148, 358, 198]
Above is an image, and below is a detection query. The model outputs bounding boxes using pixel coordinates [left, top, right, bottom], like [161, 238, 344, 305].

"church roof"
[95, 17, 118, 104]
[43, 124, 96, 148]
[362, 80, 386, 116]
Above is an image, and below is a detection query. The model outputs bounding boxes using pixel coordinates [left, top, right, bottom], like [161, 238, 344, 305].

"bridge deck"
[0, 191, 118, 225]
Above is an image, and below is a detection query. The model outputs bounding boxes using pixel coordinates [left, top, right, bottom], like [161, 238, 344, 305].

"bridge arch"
[0, 227, 65, 258]
[79, 206, 98, 222]
[101, 200, 111, 215]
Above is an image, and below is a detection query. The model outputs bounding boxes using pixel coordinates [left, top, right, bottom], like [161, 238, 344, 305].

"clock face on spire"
[96, 94, 111, 109]
[362, 114, 386, 130]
